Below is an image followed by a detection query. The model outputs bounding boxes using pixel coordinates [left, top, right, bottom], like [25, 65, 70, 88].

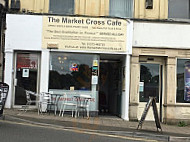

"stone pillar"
[163, 57, 176, 123]
[129, 55, 140, 121]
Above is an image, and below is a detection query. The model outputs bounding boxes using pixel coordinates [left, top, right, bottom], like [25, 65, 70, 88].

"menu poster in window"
[69, 61, 79, 72]
[139, 82, 144, 92]
[184, 61, 190, 101]
[92, 76, 98, 84]
[17, 54, 38, 69]
[92, 66, 98, 76]
[22, 69, 29, 78]
[93, 60, 98, 66]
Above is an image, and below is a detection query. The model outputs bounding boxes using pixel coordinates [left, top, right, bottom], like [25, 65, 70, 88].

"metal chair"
[59, 93, 76, 117]
[38, 92, 60, 115]
[25, 90, 39, 112]
[49, 94, 61, 115]
[38, 92, 52, 115]
[75, 95, 91, 119]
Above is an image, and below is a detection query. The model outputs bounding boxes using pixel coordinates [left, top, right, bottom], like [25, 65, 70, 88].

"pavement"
[2, 109, 190, 142]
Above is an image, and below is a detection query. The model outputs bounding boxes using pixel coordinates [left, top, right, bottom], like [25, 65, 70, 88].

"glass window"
[15, 53, 39, 105]
[49, 52, 94, 91]
[109, 0, 133, 18]
[145, 0, 153, 9]
[177, 59, 190, 103]
[168, 0, 190, 19]
[140, 63, 160, 102]
[49, 0, 74, 15]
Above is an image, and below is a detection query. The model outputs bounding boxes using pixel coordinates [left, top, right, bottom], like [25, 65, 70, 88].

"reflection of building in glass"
[69, 62, 79, 72]
[49, 53, 94, 90]
[184, 61, 190, 101]
[140, 64, 159, 102]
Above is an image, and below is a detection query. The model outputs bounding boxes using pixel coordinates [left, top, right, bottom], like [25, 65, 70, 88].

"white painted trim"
[121, 54, 130, 120]
[4, 52, 14, 108]
[39, 49, 50, 93]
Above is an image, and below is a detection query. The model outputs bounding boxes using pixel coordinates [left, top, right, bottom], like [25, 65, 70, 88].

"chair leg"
[24, 104, 27, 112]
[38, 103, 40, 115]
[78, 109, 80, 117]
[87, 108, 89, 119]
[71, 109, 74, 117]
[83, 108, 85, 118]
[50, 104, 52, 115]
[59, 104, 63, 116]
[75, 107, 78, 118]
[39, 103, 43, 114]
[62, 105, 66, 117]
[47, 104, 51, 114]
[54, 104, 57, 116]
[24, 102, 30, 112]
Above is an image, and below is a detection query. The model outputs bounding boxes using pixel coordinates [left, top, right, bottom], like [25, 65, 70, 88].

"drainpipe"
[0, 0, 7, 82]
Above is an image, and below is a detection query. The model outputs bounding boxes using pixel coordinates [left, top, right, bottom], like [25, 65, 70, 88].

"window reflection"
[49, 52, 93, 90]
[177, 59, 190, 103]
[140, 63, 160, 102]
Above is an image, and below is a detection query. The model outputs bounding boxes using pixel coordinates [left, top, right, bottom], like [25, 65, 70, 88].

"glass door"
[13, 52, 40, 106]
[139, 63, 163, 121]
[140, 63, 160, 102]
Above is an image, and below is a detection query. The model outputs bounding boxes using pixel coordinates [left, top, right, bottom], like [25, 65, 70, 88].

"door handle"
[14, 79, 17, 86]
[137, 85, 139, 94]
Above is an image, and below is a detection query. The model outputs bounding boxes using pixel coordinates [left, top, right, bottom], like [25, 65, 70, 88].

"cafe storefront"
[4, 14, 133, 120]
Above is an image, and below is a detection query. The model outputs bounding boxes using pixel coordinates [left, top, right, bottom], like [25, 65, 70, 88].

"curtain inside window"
[109, 0, 133, 18]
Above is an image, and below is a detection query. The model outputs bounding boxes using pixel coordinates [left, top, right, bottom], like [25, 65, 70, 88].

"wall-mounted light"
[47, 42, 59, 49]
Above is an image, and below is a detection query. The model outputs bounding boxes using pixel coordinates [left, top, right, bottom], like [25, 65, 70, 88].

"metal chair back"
[25, 90, 38, 112]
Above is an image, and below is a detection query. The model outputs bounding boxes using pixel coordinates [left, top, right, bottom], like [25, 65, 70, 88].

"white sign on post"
[92, 76, 98, 84]
[22, 69, 29, 78]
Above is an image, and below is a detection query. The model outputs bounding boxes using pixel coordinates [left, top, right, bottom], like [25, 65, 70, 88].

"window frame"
[176, 58, 190, 104]
[49, 0, 75, 15]
[145, 0, 153, 9]
[168, 0, 190, 19]
[48, 52, 96, 91]
[109, 0, 134, 18]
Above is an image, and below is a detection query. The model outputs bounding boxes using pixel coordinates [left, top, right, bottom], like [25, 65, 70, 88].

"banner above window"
[42, 16, 129, 53]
